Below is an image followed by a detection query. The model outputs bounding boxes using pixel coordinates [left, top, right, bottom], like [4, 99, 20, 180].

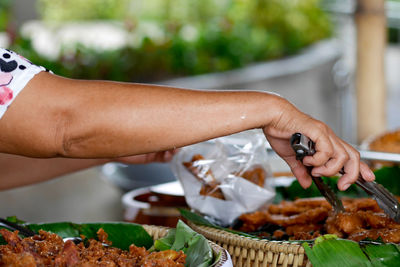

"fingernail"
[368, 170, 375, 180]
[313, 173, 321, 177]
[342, 183, 351, 191]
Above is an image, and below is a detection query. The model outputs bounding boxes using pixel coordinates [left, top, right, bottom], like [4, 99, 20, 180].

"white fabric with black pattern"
[0, 48, 48, 119]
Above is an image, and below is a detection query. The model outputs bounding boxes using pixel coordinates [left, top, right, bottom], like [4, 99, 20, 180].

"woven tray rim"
[188, 223, 307, 255]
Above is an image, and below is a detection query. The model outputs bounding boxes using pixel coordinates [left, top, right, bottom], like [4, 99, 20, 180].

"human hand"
[263, 96, 375, 191]
[112, 149, 178, 165]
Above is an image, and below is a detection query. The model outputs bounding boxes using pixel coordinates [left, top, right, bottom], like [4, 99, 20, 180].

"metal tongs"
[290, 133, 400, 223]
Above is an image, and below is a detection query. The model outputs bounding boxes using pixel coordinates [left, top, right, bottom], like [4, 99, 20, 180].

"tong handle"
[0, 218, 36, 237]
[290, 133, 315, 161]
[290, 133, 345, 213]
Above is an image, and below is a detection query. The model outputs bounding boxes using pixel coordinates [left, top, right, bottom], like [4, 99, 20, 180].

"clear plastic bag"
[171, 130, 275, 226]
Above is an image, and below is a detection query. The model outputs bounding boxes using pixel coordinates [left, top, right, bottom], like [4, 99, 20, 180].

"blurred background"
[0, 0, 399, 223]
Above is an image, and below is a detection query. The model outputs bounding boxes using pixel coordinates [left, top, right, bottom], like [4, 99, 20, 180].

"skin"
[0, 72, 375, 190]
[0, 150, 176, 190]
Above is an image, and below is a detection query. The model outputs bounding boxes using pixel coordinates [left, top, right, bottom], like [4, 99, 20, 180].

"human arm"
[0, 150, 176, 190]
[0, 72, 375, 190]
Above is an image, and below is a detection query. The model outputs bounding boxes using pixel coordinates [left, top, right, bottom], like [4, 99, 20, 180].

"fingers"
[338, 142, 374, 189]
[162, 149, 178, 162]
[150, 149, 178, 162]
[306, 136, 375, 191]
[283, 155, 313, 189]
[302, 135, 334, 168]
[297, 129, 375, 191]
[309, 136, 348, 177]
[336, 142, 361, 191]
[360, 161, 375, 181]
[263, 99, 374, 191]
[114, 148, 179, 164]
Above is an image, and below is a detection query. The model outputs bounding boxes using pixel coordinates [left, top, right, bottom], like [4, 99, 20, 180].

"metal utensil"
[0, 218, 107, 246]
[290, 133, 400, 223]
[0, 218, 36, 237]
[347, 172, 400, 223]
[290, 133, 345, 213]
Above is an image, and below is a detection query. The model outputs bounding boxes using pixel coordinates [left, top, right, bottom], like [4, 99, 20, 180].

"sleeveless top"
[0, 48, 48, 119]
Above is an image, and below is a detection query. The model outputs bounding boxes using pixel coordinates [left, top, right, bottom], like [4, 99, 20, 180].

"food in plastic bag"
[183, 154, 267, 200]
[171, 130, 275, 226]
[183, 154, 225, 200]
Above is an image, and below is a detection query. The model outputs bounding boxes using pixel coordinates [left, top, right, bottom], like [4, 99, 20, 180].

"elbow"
[53, 110, 84, 157]
[54, 110, 101, 158]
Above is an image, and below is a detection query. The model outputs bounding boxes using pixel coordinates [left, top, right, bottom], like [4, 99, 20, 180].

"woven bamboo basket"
[142, 224, 230, 267]
[188, 223, 311, 267]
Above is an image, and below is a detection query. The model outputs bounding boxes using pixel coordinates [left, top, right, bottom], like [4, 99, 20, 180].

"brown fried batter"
[183, 154, 267, 200]
[237, 167, 266, 187]
[268, 198, 331, 216]
[369, 129, 400, 154]
[285, 224, 322, 236]
[0, 228, 186, 267]
[183, 154, 225, 200]
[236, 197, 400, 243]
[333, 212, 365, 234]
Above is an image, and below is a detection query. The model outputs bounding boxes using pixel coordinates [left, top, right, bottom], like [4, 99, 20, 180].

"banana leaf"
[154, 220, 213, 267]
[303, 235, 400, 267]
[178, 208, 257, 239]
[275, 166, 400, 202]
[361, 241, 400, 267]
[0, 220, 153, 250]
[28, 222, 154, 250]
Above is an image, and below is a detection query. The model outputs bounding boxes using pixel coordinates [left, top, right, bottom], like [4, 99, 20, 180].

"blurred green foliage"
[12, 0, 332, 82]
[274, 166, 400, 203]
[37, 0, 131, 21]
[0, 0, 12, 31]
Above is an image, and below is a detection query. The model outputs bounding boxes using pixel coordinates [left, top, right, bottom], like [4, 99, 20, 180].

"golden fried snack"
[236, 197, 400, 243]
[238, 167, 266, 187]
[268, 198, 331, 216]
[183, 154, 225, 200]
[348, 229, 400, 243]
[285, 224, 322, 236]
[183, 154, 267, 200]
[369, 129, 400, 153]
[0, 228, 186, 267]
[367, 129, 400, 167]
[333, 212, 365, 235]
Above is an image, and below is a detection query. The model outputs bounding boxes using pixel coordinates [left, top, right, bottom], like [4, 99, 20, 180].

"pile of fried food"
[369, 129, 400, 153]
[0, 228, 185, 267]
[183, 154, 266, 200]
[235, 197, 400, 243]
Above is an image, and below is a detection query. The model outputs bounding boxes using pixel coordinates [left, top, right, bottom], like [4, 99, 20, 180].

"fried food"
[369, 129, 400, 154]
[368, 129, 400, 167]
[183, 154, 225, 200]
[183, 154, 266, 200]
[236, 197, 400, 243]
[237, 167, 266, 187]
[0, 228, 186, 267]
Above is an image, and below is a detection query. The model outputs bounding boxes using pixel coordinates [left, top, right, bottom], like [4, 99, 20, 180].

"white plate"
[150, 181, 184, 196]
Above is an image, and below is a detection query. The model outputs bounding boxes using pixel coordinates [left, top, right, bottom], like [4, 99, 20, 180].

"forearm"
[0, 72, 282, 158]
[0, 153, 108, 190]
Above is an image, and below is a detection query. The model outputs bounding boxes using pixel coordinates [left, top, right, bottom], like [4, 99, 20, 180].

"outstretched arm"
[0, 153, 107, 190]
[0, 150, 176, 190]
[0, 72, 375, 190]
[0, 72, 278, 158]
